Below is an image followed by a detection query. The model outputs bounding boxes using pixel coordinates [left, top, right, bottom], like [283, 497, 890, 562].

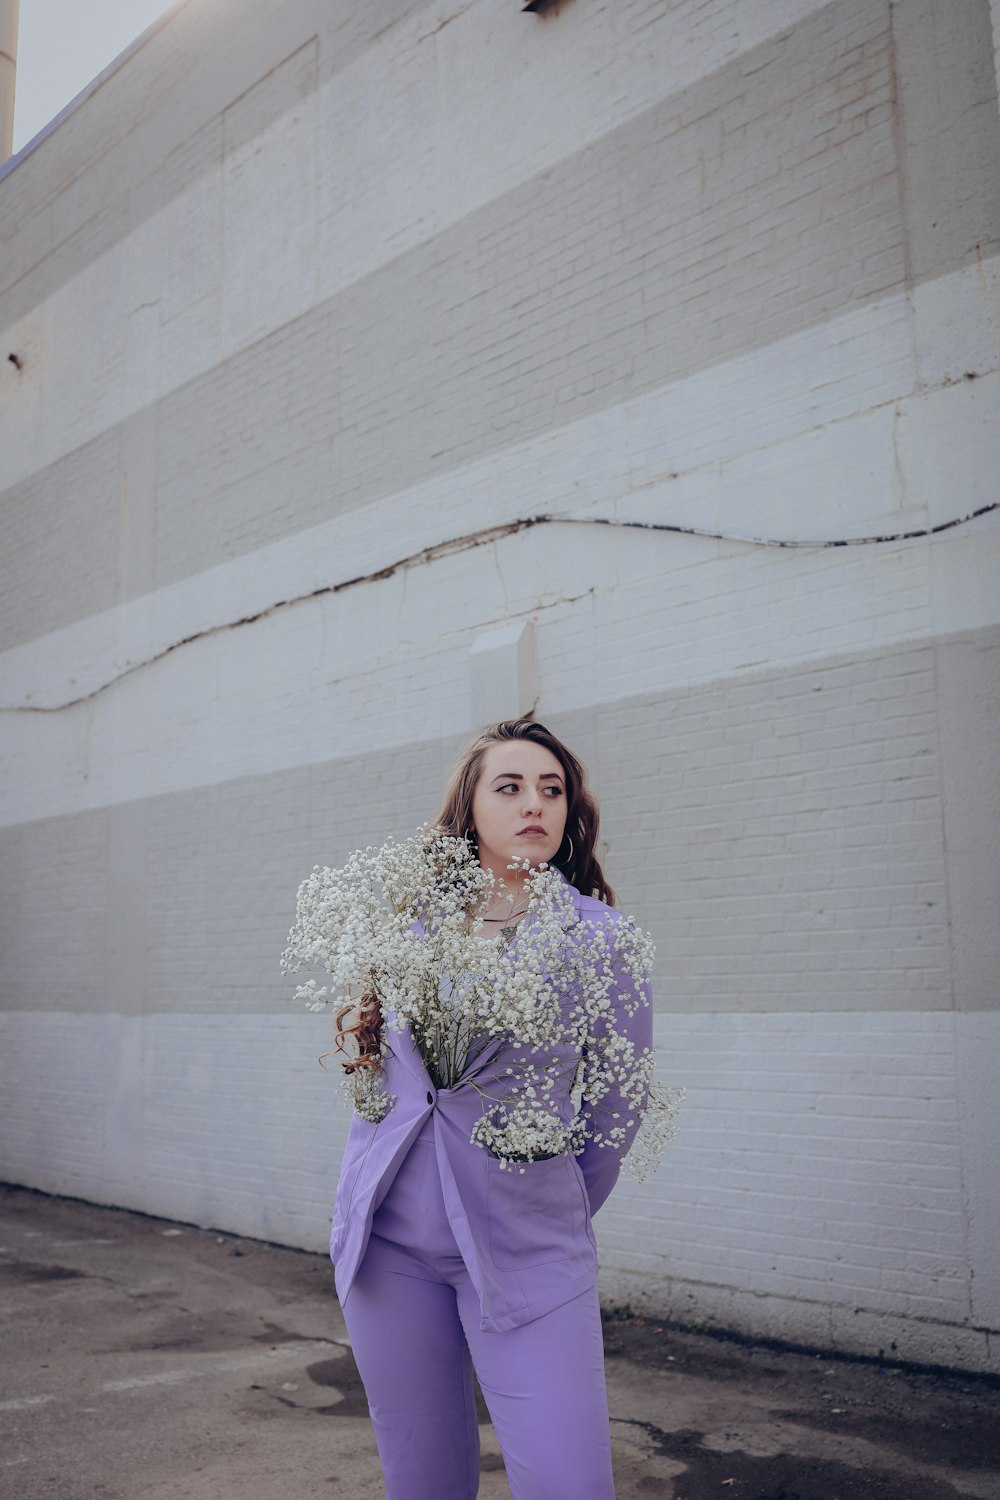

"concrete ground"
[1, 1184, 997, 1500]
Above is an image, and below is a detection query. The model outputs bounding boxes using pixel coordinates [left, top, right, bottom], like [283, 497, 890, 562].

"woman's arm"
[573, 928, 654, 1218]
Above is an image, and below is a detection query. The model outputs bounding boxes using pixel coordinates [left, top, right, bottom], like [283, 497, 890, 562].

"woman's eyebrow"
[490, 772, 564, 783]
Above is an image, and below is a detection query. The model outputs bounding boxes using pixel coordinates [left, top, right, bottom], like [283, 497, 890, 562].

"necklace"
[480, 900, 530, 923]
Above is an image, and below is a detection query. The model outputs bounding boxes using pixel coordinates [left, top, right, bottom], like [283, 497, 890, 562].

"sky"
[11, 0, 177, 155]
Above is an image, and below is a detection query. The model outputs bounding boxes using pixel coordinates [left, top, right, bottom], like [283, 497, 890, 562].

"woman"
[330, 718, 653, 1500]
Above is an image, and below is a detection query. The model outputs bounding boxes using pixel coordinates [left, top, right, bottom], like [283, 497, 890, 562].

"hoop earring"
[557, 832, 574, 864]
[464, 827, 478, 850]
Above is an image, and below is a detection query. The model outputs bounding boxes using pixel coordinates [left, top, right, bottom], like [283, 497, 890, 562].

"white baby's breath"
[281, 824, 683, 1179]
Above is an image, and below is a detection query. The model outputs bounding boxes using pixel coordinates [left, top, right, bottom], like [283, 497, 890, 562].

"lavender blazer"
[329, 868, 653, 1333]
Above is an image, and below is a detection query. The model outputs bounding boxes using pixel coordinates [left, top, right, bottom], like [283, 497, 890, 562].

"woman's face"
[469, 740, 569, 886]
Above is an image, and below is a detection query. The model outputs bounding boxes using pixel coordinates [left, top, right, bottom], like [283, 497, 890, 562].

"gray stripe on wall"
[3, 628, 996, 1018]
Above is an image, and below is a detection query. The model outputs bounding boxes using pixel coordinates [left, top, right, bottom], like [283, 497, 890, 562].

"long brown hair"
[332, 718, 617, 1079]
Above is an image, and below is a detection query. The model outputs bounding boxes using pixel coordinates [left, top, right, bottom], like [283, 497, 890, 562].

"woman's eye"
[496, 783, 563, 796]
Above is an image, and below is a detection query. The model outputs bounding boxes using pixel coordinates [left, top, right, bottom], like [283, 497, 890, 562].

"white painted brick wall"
[1, 0, 998, 1373]
[0, 1006, 992, 1369]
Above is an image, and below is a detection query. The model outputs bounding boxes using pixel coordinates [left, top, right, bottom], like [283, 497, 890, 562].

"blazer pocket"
[487, 1152, 588, 1269]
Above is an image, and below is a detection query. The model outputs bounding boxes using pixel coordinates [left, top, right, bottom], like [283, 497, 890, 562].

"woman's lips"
[517, 829, 546, 837]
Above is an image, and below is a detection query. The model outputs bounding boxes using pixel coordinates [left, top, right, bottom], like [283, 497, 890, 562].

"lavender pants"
[338, 1123, 617, 1499]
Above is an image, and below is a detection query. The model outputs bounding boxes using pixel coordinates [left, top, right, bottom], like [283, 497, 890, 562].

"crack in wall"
[1, 503, 996, 715]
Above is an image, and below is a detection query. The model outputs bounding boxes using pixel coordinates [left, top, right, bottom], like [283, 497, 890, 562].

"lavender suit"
[330, 869, 653, 1498]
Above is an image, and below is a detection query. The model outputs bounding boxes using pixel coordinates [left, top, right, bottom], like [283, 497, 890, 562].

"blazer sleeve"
[574, 924, 654, 1219]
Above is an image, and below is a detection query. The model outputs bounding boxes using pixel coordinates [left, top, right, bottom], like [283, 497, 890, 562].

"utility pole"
[0, 0, 19, 161]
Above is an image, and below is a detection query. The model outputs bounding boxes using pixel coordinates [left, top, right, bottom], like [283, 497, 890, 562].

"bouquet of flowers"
[280, 823, 683, 1179]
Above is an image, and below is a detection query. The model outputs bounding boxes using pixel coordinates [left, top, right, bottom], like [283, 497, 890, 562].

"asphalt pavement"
[1, 1183, 997, 1500]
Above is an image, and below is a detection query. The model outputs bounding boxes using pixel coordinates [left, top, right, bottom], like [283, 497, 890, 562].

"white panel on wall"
[470, 619, 538, 727]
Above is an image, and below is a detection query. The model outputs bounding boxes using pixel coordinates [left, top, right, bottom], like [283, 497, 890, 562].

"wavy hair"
[332, 718, 617, 1079]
